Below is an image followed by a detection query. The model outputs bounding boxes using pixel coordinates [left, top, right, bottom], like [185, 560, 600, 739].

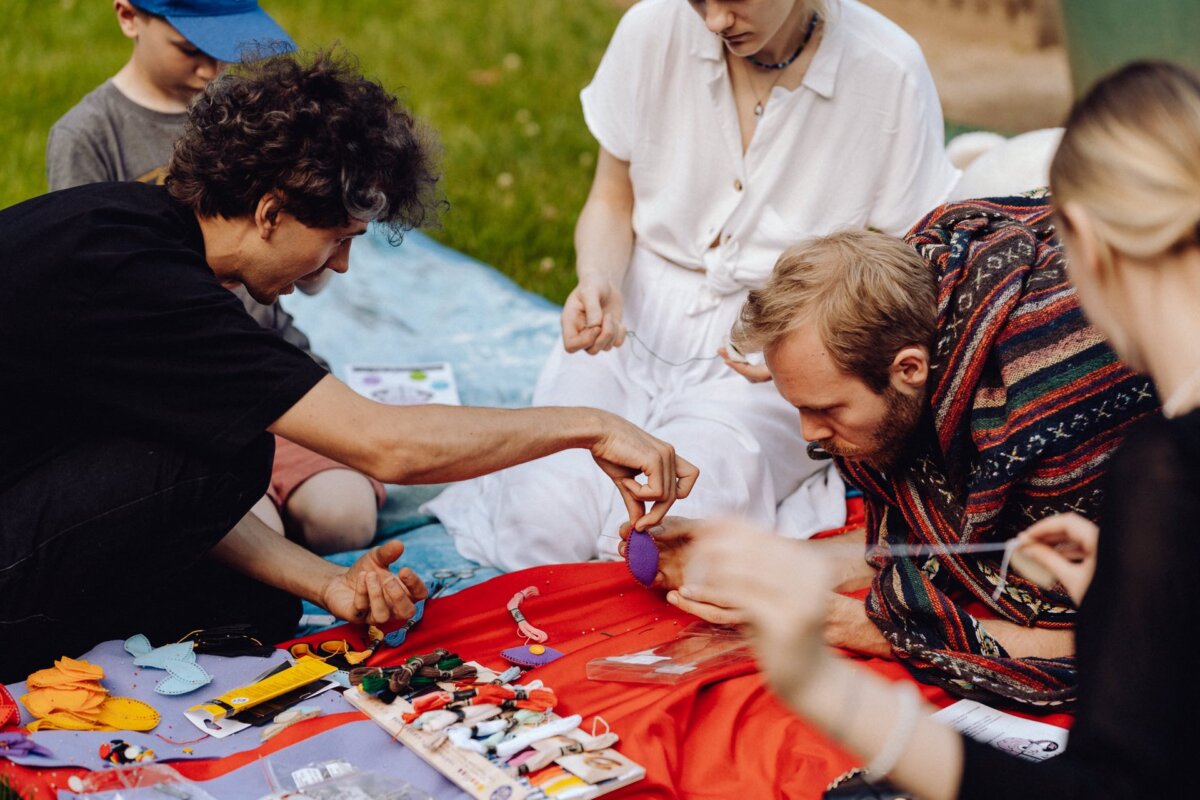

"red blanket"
[3, 554, 1073, 798]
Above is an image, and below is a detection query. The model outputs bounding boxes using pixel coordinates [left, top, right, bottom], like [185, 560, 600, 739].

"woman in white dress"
[427, 0, 959, 570]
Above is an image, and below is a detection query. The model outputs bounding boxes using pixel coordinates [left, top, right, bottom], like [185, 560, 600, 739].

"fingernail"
[666, 591, 679, 605]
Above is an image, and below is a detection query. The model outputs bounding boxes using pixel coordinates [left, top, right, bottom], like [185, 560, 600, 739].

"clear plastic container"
[585, 622, 753, 685]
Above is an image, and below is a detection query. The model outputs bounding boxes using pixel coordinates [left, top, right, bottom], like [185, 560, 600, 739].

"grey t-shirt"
[46, 80, 186, 190]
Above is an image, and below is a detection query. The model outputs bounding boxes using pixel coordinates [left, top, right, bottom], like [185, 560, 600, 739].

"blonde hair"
[732, 229, 936, 392]
[1050, 61, 1200, 259]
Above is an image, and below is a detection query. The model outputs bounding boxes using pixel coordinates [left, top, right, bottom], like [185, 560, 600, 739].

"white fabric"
[425, 0, 958, 569]
[948, 128, 1065, 201]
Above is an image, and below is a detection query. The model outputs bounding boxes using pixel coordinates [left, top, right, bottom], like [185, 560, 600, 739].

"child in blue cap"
[47, 0, 294, 188]
[46, 4, 388, 558]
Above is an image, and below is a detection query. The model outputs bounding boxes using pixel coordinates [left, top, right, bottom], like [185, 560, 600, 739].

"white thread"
[992, 538, 1020, 601]
[494, 714, 583, 759]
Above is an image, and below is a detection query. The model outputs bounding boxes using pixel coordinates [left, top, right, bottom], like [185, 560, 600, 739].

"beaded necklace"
[746, 12, 820, 71]
[743, 12, 820, 118]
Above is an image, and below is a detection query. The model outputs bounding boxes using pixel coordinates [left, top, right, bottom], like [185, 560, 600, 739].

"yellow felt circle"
[528, 644, 546, 655]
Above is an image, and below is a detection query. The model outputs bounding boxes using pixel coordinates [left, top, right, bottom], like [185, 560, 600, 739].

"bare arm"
[270, 375, 698, 529]
[791, 657, 963, 800]
[562, 147, 635, 354]
[211, 510, 426, 625]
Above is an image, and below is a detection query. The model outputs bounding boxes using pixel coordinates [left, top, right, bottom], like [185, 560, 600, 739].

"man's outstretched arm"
[270, 374, 699, 530]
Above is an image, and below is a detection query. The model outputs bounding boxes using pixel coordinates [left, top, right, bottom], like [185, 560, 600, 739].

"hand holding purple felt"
[320, 539, 428, 626]
[619, 518, 751, 625]
[617, 516, 699, 589]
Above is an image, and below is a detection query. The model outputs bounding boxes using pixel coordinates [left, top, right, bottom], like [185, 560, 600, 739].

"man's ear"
[114, 0, 140, 39]
[890, 345, 929, 395]
[254, 193, 284, 240]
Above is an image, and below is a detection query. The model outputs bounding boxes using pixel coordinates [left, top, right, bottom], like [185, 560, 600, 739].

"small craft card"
[345, 363, 461, 406]
[556, 749, 641, 785]
[931, 699, 1069, 762]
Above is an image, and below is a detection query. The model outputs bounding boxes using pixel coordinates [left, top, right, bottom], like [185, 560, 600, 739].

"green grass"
[0, 0, 623, 303]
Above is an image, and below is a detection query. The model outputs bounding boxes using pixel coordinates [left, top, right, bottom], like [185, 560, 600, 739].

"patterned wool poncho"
[835, 197, 1158, 708]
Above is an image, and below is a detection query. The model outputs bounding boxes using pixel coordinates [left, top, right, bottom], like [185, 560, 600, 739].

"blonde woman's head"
[1051, 61, 1200, 260]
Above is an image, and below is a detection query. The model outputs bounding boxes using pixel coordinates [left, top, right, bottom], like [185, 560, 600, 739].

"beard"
[820, 385, 924, 472]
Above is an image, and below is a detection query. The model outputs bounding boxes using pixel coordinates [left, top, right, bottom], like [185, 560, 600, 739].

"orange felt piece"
[35, 689, 99, 713]
[19, 690, 94, 720]
[25, 671, 79, 689]
[26, 658, 104, 688]
[55, 657, 104, 680]
[26, 710, 113, 732]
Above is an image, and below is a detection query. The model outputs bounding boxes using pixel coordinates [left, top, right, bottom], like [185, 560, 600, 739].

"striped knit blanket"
[836, 197, 1158, 707]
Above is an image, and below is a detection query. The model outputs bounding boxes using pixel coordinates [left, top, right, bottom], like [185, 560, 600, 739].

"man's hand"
[822, 593, 892, 658]
[319, 539, 428, 626]
[617, 516, 699, 589]
[590, 413, 699, 530]
[616, 517, 750, 624]
[562, 279, 625, 354]
[1015, 512, 1099, 605]
[680, 520, 838, 697]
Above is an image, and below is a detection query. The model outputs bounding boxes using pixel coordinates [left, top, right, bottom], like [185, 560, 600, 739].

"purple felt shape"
[0, 731, 54, 759]
[625, 529, 659, 587]
[500, 645, 563, 668]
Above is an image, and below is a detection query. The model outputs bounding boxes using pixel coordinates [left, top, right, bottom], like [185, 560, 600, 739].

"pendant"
[754, 102, 764, 117]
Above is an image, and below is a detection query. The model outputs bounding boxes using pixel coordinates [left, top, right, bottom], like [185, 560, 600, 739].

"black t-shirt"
[958, 409, 1200, 797]
[0, 182, 328, 488]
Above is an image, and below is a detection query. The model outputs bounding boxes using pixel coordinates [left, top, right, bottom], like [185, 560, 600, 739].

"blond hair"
[1050, 61, 1200, 259]
[732, 229, 936, 392]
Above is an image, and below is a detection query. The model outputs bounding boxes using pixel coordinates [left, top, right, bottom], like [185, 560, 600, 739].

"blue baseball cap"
[130, 0, 295, 63]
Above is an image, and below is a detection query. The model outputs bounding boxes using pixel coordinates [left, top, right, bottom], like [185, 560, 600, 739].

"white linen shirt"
[581, 0, 960, 313]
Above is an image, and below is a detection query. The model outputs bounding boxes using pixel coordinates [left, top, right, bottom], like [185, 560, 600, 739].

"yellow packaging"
[188, 656, 336, 722]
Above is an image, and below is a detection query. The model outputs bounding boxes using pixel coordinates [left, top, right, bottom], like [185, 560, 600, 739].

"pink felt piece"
[625, 529, 659, 587]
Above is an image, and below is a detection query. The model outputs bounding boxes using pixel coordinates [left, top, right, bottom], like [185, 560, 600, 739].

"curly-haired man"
[0, 52, 698, 681]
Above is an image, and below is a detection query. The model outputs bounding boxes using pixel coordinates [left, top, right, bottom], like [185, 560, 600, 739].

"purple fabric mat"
[49, 720, 472, 800]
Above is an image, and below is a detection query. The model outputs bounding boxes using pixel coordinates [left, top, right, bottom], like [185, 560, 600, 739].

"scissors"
[429, 566, 478, 599]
